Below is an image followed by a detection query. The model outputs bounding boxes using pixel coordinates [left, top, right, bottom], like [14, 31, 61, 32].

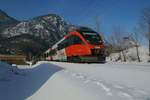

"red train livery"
[45, 27, 106, 63]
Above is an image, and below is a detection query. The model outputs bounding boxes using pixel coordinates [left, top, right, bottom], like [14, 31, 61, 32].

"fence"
[0, 55, 26, 65]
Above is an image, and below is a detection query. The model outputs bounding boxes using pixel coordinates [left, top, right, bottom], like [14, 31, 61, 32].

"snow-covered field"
[0, 61, 150, 100]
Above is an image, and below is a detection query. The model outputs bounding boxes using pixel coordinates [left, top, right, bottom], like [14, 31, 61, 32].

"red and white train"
[44, 27, 106, 63]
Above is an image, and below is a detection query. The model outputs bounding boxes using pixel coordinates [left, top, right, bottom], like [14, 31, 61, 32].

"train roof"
[76, 27, 97, 33]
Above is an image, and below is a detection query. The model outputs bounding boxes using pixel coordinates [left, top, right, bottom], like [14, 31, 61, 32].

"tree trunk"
[149, 37, 150, 62]
[149, 39, 150, 56]
[122, 50, 126, 62]
[136, 45, 141, 62]
[148, 27, 150, 62]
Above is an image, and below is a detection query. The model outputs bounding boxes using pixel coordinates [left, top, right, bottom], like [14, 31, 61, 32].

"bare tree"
[139, 8, 150, 60]
[94, 16, 105, 40]
[108, 26, 127, 62]
[95, 16, 101, 33]
[132, 26, 143, 62]
[132, 33, 141, 62]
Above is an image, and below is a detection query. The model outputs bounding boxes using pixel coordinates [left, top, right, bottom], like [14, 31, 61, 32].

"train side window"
[44, 53, 47, 57]
[73, 36, 83, 44]
[67, 36, 73, 46]
[68, 35, 83, 45]
[64, 38, 69, 47]
[49, 49, 57, 55]
[58, 43, 62, 50]
[58, 39, 69, 50]
[57, 35, 83, 50]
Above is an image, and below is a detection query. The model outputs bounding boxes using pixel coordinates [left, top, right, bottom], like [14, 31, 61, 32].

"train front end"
[77, 29, 106, 63]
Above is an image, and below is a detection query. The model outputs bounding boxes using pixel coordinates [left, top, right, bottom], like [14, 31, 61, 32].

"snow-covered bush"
[107, 46, 149, 62]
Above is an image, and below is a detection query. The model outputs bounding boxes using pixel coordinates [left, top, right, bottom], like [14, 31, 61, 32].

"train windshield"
[82, 32, 103, 44]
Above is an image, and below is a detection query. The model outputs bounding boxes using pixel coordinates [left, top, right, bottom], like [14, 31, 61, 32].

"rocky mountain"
[0, 10, 72, 59]
[0, 10, 19, 32]
[2, 14, 69, 44]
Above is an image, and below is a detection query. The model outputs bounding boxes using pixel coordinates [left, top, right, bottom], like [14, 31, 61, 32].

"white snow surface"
[0, 61, 150, 100]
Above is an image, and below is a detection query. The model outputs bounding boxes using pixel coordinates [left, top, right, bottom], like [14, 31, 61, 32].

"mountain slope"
[0, 10, 19, 32]
[0, 34, 49, 56]
[2, 14, 69, 42]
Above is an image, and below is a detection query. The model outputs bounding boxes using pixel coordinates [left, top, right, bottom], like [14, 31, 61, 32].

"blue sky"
[0, 0, 150, 35]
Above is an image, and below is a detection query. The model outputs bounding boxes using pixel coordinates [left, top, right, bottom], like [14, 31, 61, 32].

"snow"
[0, 62, 62, 100]
[0, 61, 150, 100]
[35, 24, 44, 29]
[0, 61, 13, 81]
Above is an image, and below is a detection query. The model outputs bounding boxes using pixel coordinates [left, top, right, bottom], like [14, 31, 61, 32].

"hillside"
[0, 10, 19, 32]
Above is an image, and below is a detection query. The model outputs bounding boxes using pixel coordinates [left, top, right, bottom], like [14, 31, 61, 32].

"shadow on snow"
[0, 63, 63, 100]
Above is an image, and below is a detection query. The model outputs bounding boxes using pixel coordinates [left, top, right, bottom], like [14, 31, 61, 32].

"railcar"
[45, 27, 106, 63]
